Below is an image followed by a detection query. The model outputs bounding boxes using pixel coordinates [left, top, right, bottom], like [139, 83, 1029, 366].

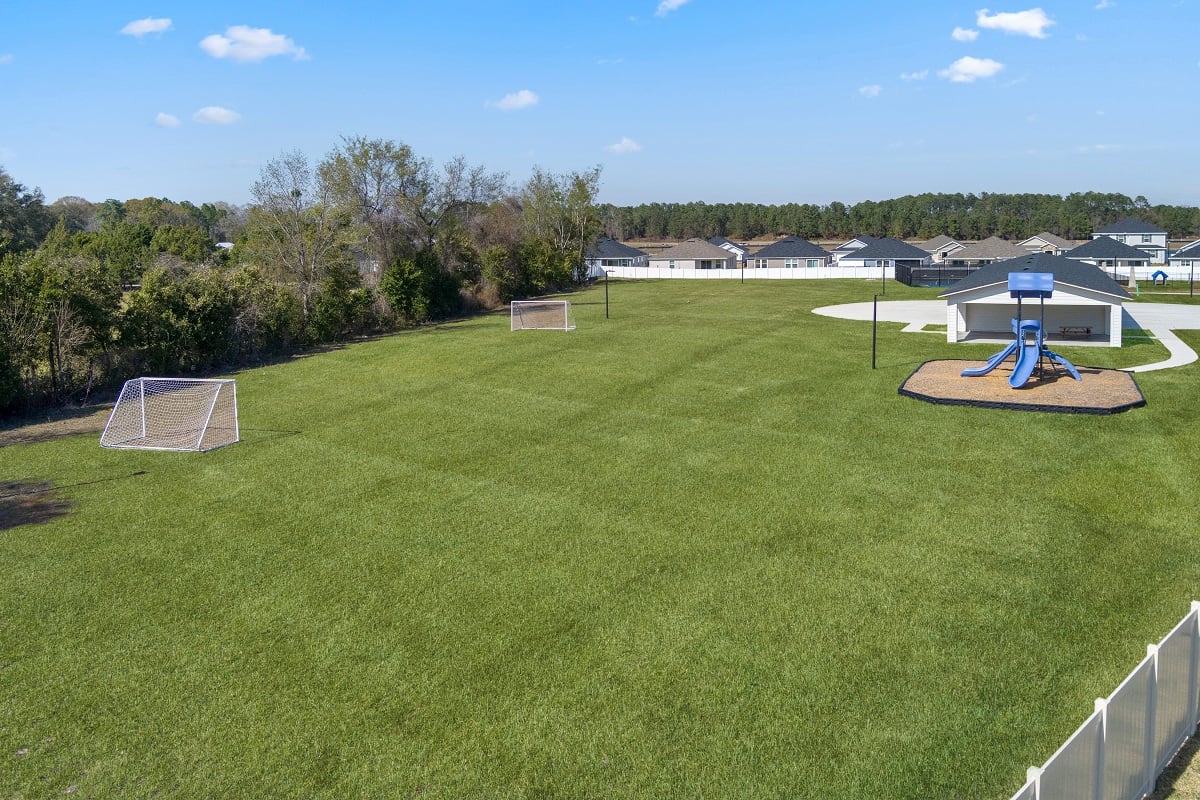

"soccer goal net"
[510, 300, 575, 331]
[100, 378, 239, 452]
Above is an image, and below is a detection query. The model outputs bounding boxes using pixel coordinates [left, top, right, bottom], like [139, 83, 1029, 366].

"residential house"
[829, 234, 879, 265]
[945, 236, 1028, 265]
[835, 237, 931, 270]
[1167, 240, 1200, 276]
[708, 236, 749, 266]
[918, 234, 966, 263]
[1093, 218, 1168, 263]
[1019, 232, 1075, 256]
[941, 253, 1128, 347]
[1066, 236, 1151, 282]
[585, 237, 648, 278]
[647, 239, 738, 270]
[747, 237, 832, 269]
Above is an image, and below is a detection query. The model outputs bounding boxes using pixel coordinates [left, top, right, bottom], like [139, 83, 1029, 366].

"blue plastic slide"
[1042, 348, 1082, 381]
[1009, 341, 1040, 388]
[960, 341, 1018, 377]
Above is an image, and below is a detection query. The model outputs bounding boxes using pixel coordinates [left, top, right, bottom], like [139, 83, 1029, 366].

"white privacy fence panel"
[1104, 659, 1155, 800]
[1155, 612, 1199, 772]
[1038, 712, 1103, 799]
[601, 266, 894, 280]
[1010, 603, 1200, 800]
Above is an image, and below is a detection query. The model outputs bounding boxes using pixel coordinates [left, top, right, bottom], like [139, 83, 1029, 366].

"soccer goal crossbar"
[511, 300, 575, 331]
[100, 377, 239, 452]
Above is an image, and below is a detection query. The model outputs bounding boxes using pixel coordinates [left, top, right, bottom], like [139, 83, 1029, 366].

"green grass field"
[3, 279, 1198, 799]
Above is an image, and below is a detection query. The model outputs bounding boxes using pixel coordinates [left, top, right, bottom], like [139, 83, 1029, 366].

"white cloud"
[491, 89, 539, 111]
[976, 8, 1055, 38]
[952, 27, 979, 41]
[656, 0, 691, 17]
[155, 112, 181, 127]
[200, 26, 308, 62]
[606, 137, 643, 154]
[938, 56, 1005, 83]
[193, 106, 240, 125]
[0, 54, 12, 65]
[1078, 144, 1115, 154]
[1095, 0, 1115, 8]
[1076, 33, 1089, 41]
[858, 84, 882, 98]
[121, 17, 172, 37]
[900, 69, 929, 81]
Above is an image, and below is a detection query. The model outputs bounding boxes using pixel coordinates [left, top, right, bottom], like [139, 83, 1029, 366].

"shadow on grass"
[1, 471, 149, 531]
[0, 481, 74, 530]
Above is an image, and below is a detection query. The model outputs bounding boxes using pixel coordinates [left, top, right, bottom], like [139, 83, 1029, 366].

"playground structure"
[960, 272, 1082, 389]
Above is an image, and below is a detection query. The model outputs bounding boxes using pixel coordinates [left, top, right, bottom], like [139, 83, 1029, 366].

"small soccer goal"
[510, 299, 575, 331]
[100, 378, 239, 452]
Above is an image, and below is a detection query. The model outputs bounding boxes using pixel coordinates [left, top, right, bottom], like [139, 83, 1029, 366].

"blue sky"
[1, 1, 1197, 208]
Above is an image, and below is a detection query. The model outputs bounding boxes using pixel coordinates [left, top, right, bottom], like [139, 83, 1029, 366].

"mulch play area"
[899, 359, 1146, 414]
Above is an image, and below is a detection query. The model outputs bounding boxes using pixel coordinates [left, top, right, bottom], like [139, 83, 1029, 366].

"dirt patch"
[0, 481, 74, 530]
[899, 359, 1145, 414]
[0, 406, 110, 447]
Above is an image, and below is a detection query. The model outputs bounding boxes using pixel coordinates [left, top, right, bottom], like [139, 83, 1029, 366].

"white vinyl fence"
[1011, 602, 1200, 800]
[601, 265, 893, 280]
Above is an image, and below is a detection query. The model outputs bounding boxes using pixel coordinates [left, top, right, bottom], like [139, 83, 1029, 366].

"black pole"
[881, 261, 887, 295]
[1191, 262, 1194, 298]
[605, 270, 610, 319]
[872, 294, 878, 369]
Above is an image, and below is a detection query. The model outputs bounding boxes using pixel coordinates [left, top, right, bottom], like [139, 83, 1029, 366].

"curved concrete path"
[813, 301, 1200, 373]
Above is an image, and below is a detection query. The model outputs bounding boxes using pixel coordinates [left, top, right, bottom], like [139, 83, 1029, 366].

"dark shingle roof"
[1170, 239, 1200, 258]
[587, 237, 647, 259]
[849, 237, 930, 260]
[1067, 237, 1154, 260]
[750, 237, 831, 259]
[940, 253, 1129, 299]
[707, 236, 748, 254]
[832, 234, 879, 251]
[1095, 217, 1167, 235]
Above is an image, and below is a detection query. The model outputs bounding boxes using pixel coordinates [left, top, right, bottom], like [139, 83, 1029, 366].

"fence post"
[1094, 698, 1107, 800]
[1144, 643, 1160, 798]
[1026, 765, 1041, 800]
[1190, 601, 1200, 729]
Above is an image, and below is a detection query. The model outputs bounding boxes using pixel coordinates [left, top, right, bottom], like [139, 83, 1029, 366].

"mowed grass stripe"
[1, 279, 1197, 799]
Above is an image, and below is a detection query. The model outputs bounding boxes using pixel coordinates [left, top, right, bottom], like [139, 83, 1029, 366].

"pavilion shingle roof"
[940, 252, 1129, 299]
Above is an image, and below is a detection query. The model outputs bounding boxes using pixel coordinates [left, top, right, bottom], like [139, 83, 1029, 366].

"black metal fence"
[895, 263, 980, 287]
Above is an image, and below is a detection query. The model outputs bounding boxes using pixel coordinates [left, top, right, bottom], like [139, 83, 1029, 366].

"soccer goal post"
[100, 378, 239, 452]
[510, 300, 575, 331]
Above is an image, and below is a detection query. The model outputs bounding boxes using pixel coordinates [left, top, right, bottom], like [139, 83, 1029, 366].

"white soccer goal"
[100, 378, 239, 452]
[510, 300, 575, 331]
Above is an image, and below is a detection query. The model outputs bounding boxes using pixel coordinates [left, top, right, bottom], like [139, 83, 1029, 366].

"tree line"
[0, 142, 601, 417]
[599, 192, 1200, 243]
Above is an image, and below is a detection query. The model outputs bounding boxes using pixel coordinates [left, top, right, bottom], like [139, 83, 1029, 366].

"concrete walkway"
[812, 301, 1200, 373]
